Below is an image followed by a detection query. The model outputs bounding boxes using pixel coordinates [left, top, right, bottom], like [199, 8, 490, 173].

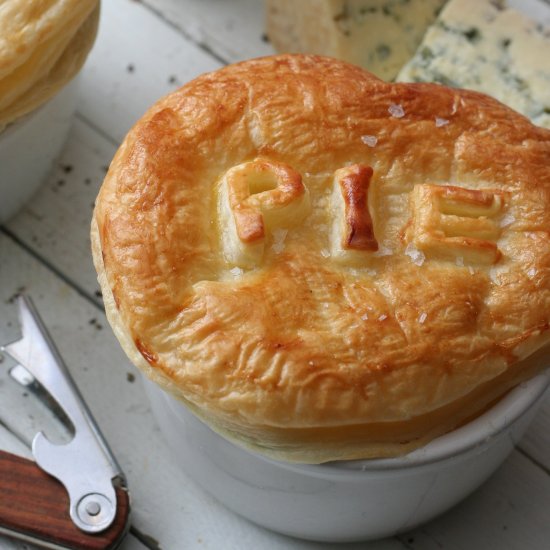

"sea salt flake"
[500, 213, 515, 228]
[361, 134, 378, 147]
[435, 117, 449, 127]
[361, 313, 369, 321]
[305, 172, 333, 178]
[271, 242, 285, 254]
[388, 103, 405, 118]
[455, 256, 464, 267]
[404, 243, 425, 266]
[468, 266, 475, 275]
[271, 229, 288, 254]
[527, 267, 537, 279]
[418, 312, 427, 324]
[365, 268, 377, 277]
[320, 249, 330, 258]
[375, 244, 393, 257]
[272, 228, 288, 241]
[230, 267, 243, 276]
[271, 242, 286, 254]
[378, 314, 388, 321]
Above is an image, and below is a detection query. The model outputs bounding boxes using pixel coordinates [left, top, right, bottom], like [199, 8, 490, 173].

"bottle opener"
[0, 295, 130, 549]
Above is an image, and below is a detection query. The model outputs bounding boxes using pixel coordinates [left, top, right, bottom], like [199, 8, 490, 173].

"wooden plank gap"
[139, 0, 230, 66]
[129, 526, 163, 550]
[0, 417, 32, 450]
[0, 226, 104, 314]
[516, 446, 550, 477]
[75, 111, 121, 149]
[395, 535, 415, 550]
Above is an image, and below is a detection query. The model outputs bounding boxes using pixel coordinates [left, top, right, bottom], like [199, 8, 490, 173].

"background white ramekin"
[0, 76, 80, 224]
[143, 369, 550, 542]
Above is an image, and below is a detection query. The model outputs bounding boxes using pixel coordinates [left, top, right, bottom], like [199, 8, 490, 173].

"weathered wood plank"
[77, 0, 221, 144]
[0, 426, 31, 461]
[519, 395, 550, 471]
[141, 0, 273, 64]
[5, 117, 115, 302]
[400, 451, 550, 550]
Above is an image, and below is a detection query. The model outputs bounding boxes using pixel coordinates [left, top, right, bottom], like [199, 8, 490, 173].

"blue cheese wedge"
[266, 0, 447, 81]
[397, 0, 550, 128]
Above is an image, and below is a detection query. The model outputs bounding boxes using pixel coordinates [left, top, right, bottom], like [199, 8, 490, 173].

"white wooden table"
[0, 1, 549, 549]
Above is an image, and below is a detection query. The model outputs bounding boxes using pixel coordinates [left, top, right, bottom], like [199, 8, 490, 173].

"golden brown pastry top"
[0, 0, 99, 129]
[92, 54, 550, 463]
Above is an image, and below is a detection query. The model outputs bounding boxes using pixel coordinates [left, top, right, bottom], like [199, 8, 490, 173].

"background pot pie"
[0, 0, 99, 129]
[92, 54, 550, 463]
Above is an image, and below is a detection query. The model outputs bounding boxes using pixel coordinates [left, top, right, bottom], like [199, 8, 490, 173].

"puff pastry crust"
[92, 54, 550, 463]
[0, 0, 99, 129]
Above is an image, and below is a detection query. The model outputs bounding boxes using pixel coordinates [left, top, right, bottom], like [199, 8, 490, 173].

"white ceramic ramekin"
[143, 369, 549, 542]
[0, 75, 80, 224]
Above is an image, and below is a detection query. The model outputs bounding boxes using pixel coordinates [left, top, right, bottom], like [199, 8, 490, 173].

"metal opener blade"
[0, 295, 130, 549]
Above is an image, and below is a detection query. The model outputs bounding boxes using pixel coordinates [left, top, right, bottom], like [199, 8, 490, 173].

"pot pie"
[0, 0, 99, 130]
[92, 54, 550, 463]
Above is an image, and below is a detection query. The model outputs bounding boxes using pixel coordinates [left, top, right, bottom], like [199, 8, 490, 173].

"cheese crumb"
[435, 117, 449, 127]
[375, 244, 393, 257]
[404, 243, 426, 266]
[418, 312, 427, 324]
[361, 135, 378, 147]
[388, 103, 405, 118]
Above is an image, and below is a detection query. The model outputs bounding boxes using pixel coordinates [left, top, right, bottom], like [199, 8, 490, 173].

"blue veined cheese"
[266, 0, 447, 81]
[397, 0, 550, 128]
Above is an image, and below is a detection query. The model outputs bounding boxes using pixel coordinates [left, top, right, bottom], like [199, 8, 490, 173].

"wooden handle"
[0, 450, 130, 549]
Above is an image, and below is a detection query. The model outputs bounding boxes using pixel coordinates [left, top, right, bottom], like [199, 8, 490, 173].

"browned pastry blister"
[92, 54, 550, 463]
